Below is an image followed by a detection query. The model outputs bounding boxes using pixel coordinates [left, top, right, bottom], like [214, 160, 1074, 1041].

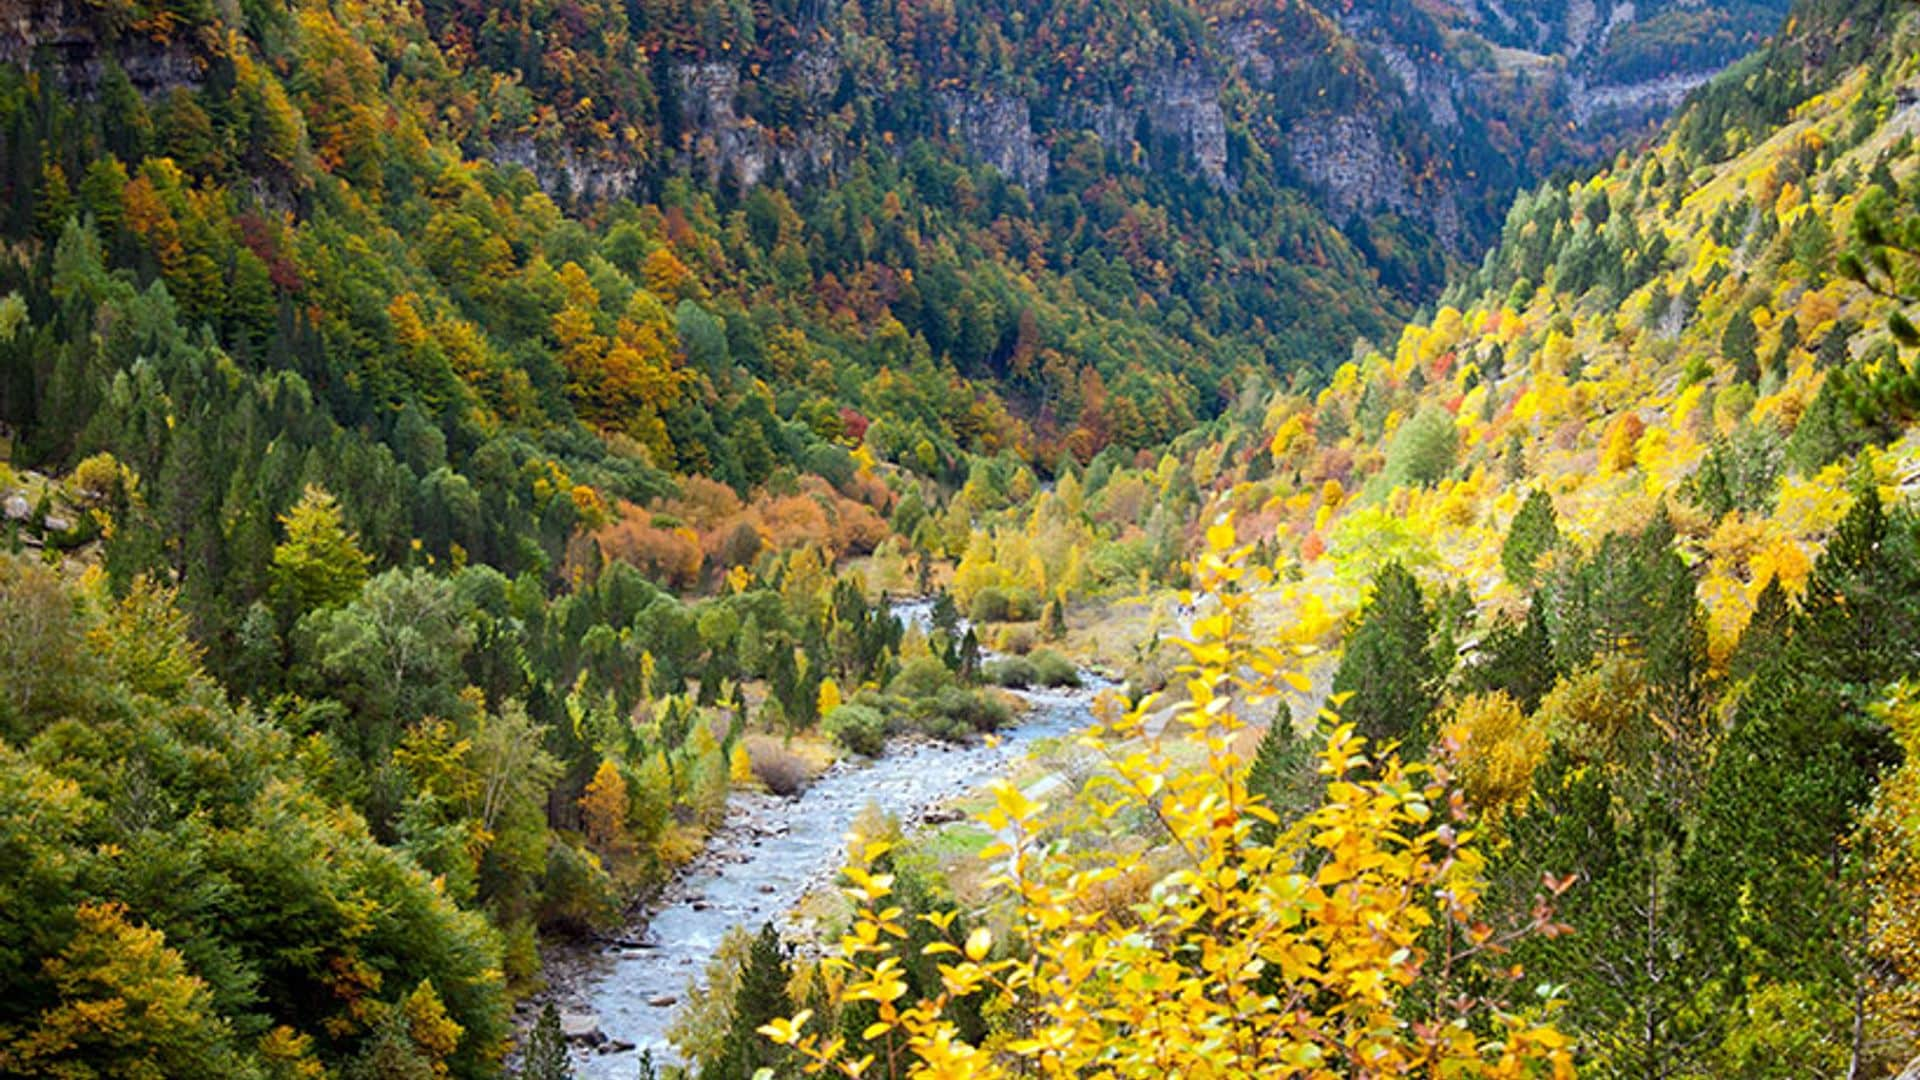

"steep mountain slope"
[917, 0, 1920, 1071]
[0, 0, 1802, 662]
[0, 0, 1893, 1077]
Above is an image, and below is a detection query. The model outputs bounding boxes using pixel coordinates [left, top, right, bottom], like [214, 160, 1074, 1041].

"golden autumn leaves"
[758, 518, 1575, 1078]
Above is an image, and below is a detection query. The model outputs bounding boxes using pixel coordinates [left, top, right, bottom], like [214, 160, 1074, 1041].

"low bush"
[1028, 649, 1081, 687]
[970, 586, 1012, 623]
[889, 655, 956, 699]
[920, 686, 1011, 736]
[982, 656, 1037, 687]
[825, 703, 888, 757]
[746, 735, 817, 796]
[983, 649, 1080, 689]
[995, 623, 1037, 654]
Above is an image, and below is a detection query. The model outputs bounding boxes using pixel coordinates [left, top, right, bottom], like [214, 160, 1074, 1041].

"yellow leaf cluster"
[765, 517, 1573, 1079]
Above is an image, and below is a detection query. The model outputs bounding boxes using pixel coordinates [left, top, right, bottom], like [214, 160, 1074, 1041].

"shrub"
[969, 586, 1011, 623]
[1004, 587, 1041, 622]
[825, 703, 888, 757]
[995, 622, 1037, 655]
[537, 839, 617, 934]
[920, 686, 1010, 736]
[889, 655, 955, 700]
[1026, 649, 1082, 688]
[746, 735, 816, 796]
[982, 656, 1038, 688]
[982, 650, 1078, 689]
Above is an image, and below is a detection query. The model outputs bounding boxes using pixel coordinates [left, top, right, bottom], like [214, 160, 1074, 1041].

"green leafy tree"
[294, 568, 475, 764]
[1383, 404, 1457, 488]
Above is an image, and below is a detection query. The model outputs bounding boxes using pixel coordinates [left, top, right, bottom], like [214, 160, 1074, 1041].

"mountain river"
[573, 605, 1101, 1076]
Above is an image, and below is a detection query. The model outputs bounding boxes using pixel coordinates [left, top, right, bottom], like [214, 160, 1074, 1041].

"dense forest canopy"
[5, 0, 1920, 1076]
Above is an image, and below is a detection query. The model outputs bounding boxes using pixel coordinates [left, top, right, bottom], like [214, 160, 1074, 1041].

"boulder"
[559, 1010, 605, 1046]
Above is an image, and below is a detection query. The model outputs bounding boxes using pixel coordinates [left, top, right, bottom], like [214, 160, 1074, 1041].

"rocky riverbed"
[544, 682, 1102, 1076]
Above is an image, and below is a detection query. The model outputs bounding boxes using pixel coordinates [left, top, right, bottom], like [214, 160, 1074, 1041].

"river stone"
[648, 994, 677, 1007]
[3, 494, 28, 521]
[560, 1011, 604, 1044]
[42, 514, 71, 533]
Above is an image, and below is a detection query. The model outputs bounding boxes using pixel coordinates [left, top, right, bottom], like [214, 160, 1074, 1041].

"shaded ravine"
[572, 625, 1100, 1075]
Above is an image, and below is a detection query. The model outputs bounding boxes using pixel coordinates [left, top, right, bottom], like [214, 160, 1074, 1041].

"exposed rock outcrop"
[939, 90, 1049, 191]
[1, 0, 201, 99]
[1286, 113, 1462, 250]
[1077, 69, 1230, 190]
[490, 137, 642, 206]
[669, 59, 839, 191]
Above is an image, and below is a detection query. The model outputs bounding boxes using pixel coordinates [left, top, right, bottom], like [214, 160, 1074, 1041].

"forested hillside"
[2, 0, 1910, 1076]
[791, 0, 1920, 1074]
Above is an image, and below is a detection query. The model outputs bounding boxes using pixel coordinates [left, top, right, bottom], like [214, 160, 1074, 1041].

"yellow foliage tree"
[1862, 685, 1920, 1067]
[763, 518, 1573, 1079]
[400, 980, 464, 1078]
[580, 759, 632, 859]
[1444, 691, 1547, 823]
[1601, 413, 1645, 474]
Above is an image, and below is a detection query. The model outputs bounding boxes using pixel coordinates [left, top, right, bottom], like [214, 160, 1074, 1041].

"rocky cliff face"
[1, 0, 201, 99]
[1287, 114, 1463, 250]
[940, 91, 1050, 191]
[490, 137, 644, 206]
[1075, 70, 1230, 189]
[667, 57, 840, 191]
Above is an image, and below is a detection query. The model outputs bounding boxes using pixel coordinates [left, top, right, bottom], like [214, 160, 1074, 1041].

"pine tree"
[1722, 306, 1760, 384]
[1500, 489, 1559, 588]
[517, 1003, 572, 1080]
[930, 589, 960, 635]
[1043, 595, 1067, 641]
[1492, 750, 1723, 1080]
[1244, 710, 1318, 843]
[1465, 593, 1556, 712]
[958, 626, 982, 681]
[1682, 487, 1915, 1053]
[1330, 562, 1441, 754]
[712, 923, 794, 1080]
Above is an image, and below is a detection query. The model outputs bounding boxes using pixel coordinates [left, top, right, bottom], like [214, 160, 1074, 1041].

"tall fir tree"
[269, 484, 371, 621]
[1501, 489, 1560, 588]
[517, 1003, 571, 1080]
[1331, 562, 1442, 754]
[712, 923, 794, 1080]
[1244, 710, 1320, 844]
